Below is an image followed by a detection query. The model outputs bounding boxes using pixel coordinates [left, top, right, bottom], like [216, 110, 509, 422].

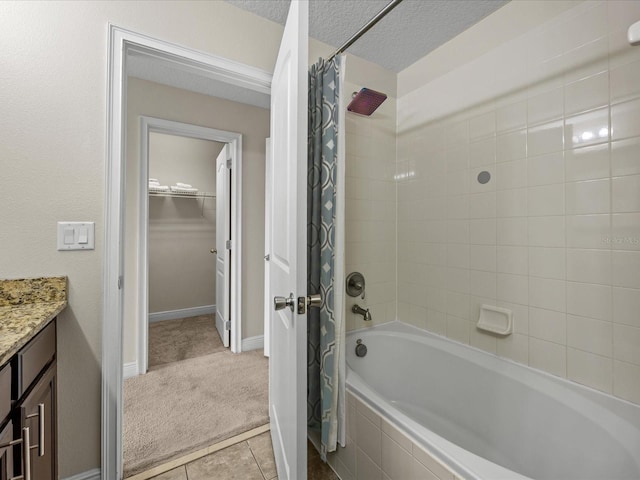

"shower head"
[347, 88, 387, 116]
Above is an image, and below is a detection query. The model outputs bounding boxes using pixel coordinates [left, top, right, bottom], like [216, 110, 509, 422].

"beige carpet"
[123, 349, 269, 477]
[148, 315, 226, 367]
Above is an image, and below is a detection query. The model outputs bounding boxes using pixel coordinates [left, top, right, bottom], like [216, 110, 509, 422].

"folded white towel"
[170, 186, 198, 193]
[176, 182, 193, 188]
[149, 180, 160, 185]
[149, 178, 159, 183]
[149, 185, 169, 192]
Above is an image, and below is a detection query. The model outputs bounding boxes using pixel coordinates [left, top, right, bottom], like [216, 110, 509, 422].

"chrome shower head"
[347, 88, 387, 116]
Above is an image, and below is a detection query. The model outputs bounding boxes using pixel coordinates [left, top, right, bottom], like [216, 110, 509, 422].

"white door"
[215, 145, 231, 348]
[268, 1, 309, 479]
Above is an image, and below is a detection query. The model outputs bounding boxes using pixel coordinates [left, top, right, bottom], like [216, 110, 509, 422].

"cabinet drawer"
[0, 364, 9, 424]
[17, 321, 56, 398]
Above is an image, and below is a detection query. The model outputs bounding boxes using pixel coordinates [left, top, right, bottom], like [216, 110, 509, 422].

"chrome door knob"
[274, 293, 295, 311]
[210, 248, 217, 254]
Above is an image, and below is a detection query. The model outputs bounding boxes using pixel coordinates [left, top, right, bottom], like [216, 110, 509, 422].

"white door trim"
[104, 24, 271, 479]
[139, 116, 243, 376]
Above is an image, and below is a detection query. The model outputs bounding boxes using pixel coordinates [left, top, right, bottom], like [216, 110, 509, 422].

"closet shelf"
[149, 191, 216, 199]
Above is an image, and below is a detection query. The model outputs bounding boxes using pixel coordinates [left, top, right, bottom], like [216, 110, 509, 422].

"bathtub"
[345, 322, 640, 480]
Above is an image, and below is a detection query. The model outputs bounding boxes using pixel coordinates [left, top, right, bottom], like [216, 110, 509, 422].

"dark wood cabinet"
[0, 319, 57, 480]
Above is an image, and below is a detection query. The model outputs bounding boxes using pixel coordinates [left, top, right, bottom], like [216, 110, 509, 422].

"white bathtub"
[346, 322, 640, 480]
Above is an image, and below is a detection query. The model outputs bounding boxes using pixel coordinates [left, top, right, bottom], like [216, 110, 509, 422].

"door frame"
[138, 116, 242, 376]
[104, 24, 271, 479]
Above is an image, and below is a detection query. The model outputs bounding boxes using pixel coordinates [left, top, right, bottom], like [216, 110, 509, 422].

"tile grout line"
[247, 440, 268, 480]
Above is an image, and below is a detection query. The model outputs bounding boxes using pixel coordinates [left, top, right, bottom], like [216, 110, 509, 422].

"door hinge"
[264, 254, 270, 261]
[224, 320, 231, 330]
[226, 158, 232, 169]
[118, 276, 123, 289]
[226, 240, 232, 250]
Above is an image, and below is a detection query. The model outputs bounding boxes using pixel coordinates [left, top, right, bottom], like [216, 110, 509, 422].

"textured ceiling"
[225, 0, 509, 72]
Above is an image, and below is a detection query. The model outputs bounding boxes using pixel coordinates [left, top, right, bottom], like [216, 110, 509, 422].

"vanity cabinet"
[0, 319, 57, 480]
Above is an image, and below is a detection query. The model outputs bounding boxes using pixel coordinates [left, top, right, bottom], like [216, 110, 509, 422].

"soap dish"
[477, 304, 513, 336]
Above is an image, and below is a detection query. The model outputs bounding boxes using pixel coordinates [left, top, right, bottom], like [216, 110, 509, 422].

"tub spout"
[352, 304, 372, 321]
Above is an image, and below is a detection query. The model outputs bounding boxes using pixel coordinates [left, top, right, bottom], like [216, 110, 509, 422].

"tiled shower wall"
[344, 77, 397, 332]
[395, 1, 640, 405]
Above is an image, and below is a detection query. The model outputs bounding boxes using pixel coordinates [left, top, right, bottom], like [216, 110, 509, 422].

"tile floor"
[149, 432, 338, 480]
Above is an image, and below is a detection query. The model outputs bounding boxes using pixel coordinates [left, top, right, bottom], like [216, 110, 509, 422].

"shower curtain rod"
[326, 0, 404, 63]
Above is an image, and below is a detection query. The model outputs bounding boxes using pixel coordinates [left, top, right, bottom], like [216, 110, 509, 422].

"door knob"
[210, 248, 217, 254]
[274, 293, 295, 311]
[297, 293, 322, 314]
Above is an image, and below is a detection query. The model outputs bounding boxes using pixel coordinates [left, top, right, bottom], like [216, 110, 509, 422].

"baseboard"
[241, 335, 264, 352]
[123, 361, 139, 379]
[149, 305, 216, 323]
[61, 468, 101, 480]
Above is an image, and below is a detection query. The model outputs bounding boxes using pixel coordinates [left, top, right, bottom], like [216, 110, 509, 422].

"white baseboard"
[149, 305, 216, 323]
[61, 468, 101, 480]
[241, 335, 264, 352]
[123, 361, 139, 379]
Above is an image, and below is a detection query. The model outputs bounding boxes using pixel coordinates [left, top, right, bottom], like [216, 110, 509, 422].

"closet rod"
[326, 0, 404, 63]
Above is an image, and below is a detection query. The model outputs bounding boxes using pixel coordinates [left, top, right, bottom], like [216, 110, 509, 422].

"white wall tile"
[469, 219, 496, 245]
[447, 169, 469, 196]
[469, 112, 495, 141]
[469, 138, 496, 168]
[446, 220, 469, 244]
[612, 250, 640, 288]
[447, 120, 469, 147]
[528, 216, 565, 247]
[446, 195, 469, 219]
[567, 281, 612, 321]
[614, 360, 640, 404]
[446, 315, 470, 344]
[566, 248, 611, 285]
[496, 100, 526, 133]
[611, 137, 640, 176]
[381, 434, 412, 480]
[447, 292, 469, 320]
[528, 184, 565, 216]
[613, 287, 640, 328]
[567, 314, 613, 357]
[497, 333, 529, 364]
[496, 159, 527, 190]
[356, 447, 383, 480]
[529, 337, 567, 377]
[497, 273, 528, 305]
[614, 324, 640, 365]
[562, 2, 607, 53]
[565, 72, 608, 115]
[566, 214, 611, 249]
[446, 146, 469, 172]
[412, 445, 455, 480]
[529, 307, 566, 344]
[528, 121, 564, 156]
[470, 167, 496, 194]
[497, 188, 527, 217]
[497, 217, 528, 246]
[469, 270, 497, 299]
[611, 98, 640, 141]
[469, 192, 496, 219]
[612, 175, 640, 213]
[564, 36, 608, 84]
[469, 245, 496, 272]
[567, 347, 612, 393]
[411, 458, 439, 480]
[381, 420, 412, 453]
[497, 246, 528, 275]
[565, 107, 609, 149]
[611, 60, 640, 104]
[565, 143, 609, 182]
[355, 411, 382, 466]
[528, 152, 564, 186]
[529, 277, 566, 312]
[496, 130, 526, 162]
[529, 247, 565, 279]
[566, 179, 610, 215]
[528, 87, 564, 125]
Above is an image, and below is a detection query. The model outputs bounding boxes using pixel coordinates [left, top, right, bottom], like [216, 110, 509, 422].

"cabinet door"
[17, 364, 56, 480]
[0, 420, 13, 480]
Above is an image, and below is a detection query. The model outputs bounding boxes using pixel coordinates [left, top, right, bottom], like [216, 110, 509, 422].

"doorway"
[134, 117, 242, 376]
[104, 26, 272, 479]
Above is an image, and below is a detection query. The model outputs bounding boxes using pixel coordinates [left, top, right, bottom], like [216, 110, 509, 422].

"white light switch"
[57, 222, 95, 251]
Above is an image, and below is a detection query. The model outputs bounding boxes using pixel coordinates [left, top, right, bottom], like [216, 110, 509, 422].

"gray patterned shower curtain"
[307, 55, 345, 460]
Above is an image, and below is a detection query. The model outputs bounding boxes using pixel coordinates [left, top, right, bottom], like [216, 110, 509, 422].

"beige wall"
[124, 78, 270, 365]
[0, 1, 283, 476]
[396, 0, 640, 405]
[148, 133, 222, 314]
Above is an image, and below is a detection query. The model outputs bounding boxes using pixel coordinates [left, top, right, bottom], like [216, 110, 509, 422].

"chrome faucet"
[352, 304, 372, 321]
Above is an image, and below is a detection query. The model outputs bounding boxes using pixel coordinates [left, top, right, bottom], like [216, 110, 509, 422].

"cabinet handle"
[26, 403, 45, 457]
[0, 426, 32, 480]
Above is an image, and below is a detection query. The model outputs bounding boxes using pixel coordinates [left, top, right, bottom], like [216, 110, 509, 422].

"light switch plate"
[57, 222, 95, 250]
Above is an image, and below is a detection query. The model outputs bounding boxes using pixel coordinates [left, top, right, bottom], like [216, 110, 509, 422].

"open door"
[215, 144, 231, 348]
[268, 1, 309, 479]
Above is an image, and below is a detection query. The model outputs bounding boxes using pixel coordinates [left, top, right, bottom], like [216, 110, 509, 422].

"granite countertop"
[0, 277, 67, 366]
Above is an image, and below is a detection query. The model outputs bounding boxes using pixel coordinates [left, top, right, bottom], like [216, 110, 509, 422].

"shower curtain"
[307, 55, 346, 461]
